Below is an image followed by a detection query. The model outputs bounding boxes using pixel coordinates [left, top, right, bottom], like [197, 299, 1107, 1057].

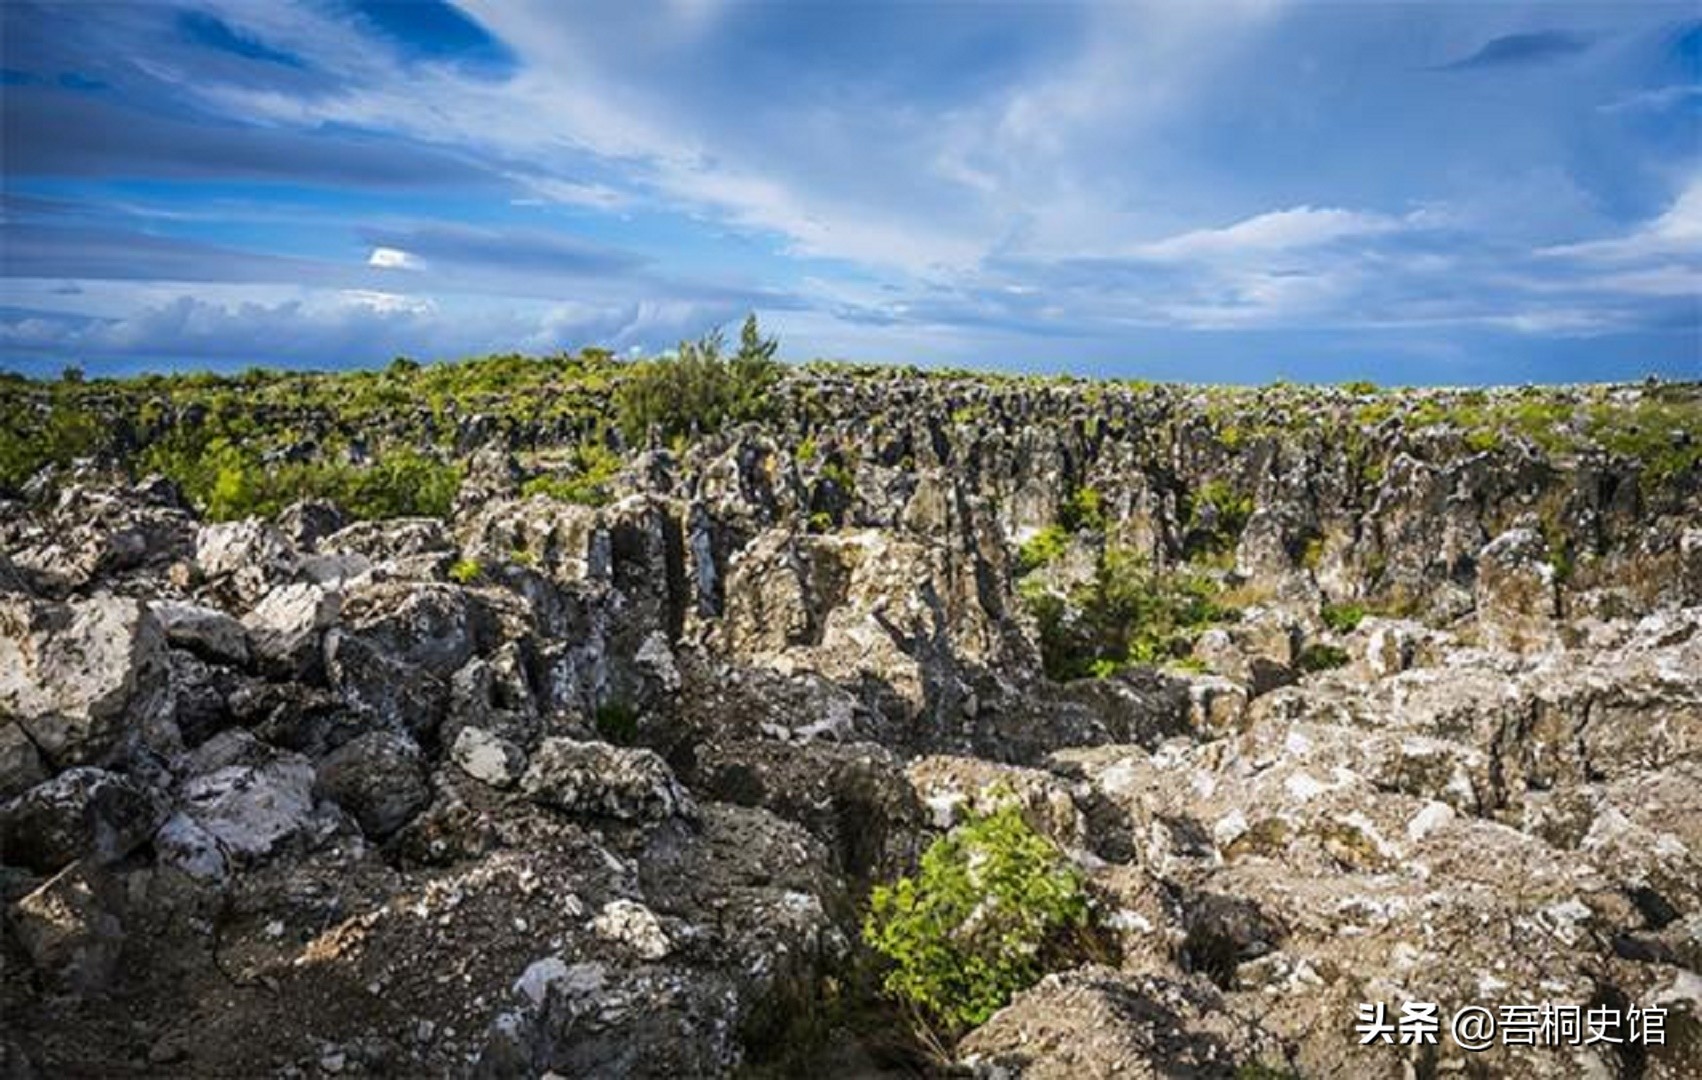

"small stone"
[451, 726, 526, 789]
[592, 899, 672, 961]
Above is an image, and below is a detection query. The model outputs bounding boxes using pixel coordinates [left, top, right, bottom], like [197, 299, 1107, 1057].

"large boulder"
[177, 741, 320, 863]
[151, 601, 250, 667]
[1475, 527, 1561, 653]
[0, 595, 170, 767]
[0, 721, 47, 801]
[314, 730, 431, 839]
[9, 861, 125, 993]
[0, 767, 163, 873]
[520, 738, 696, 824]
[194, 518, 296, 605]
[242, 583, 340, 679]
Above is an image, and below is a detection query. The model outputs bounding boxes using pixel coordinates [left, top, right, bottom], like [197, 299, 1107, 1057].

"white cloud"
[1132, 206, 1414, 262]
[1597, 85, 1702, 114]
[1540, 176, 1702, 262]
[368, 246, 424, 271]
[339, 289, 435, 315]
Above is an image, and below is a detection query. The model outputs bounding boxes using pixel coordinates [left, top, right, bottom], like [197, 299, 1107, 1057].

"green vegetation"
[594, 700, 639, 745]
[614, 314, 781, 444]
[521, 440, 622, 507]
[1058, 485, 1106, 532]
[0, 397, 104, 491]
[863, 802, 1092, 1033]
[151, 438, 462, 522]
[1023, 548, 1232, 681]
[1185, 479, 1254, 560]
[1298, 536, 1326, 571]
[1016, 524, 1070, 574]
[1298, 642, 1350, 673]
[1588, 391, 1702, 492]
[819, 458, 857, 498]
[1319, 602, 1367, 633]
[448, 557, 483, 585]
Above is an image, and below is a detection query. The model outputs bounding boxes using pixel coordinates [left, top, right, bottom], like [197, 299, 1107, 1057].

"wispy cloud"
[1437, 31, 1591, 71]
[1540, 175, 1702, 261]
[0, 0, 1696, 380]
[1130, 206, 1420, 262]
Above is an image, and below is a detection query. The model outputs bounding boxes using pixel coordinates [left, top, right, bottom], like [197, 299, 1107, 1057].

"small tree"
[614, 315, 781, 444]
[863, 803, 1092, 1039]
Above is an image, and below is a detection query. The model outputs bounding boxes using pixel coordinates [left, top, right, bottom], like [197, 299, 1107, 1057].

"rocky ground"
[2, 370, 1700, 1077]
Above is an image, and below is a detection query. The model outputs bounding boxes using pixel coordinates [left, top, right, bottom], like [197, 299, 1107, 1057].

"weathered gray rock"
[1476, 527, 1561, 653]
[242, 582, 340, 679]
[0, 767, 163, 873]
[194, 518, 295, 604]
[521, 738, 696, 824]
[591, 898, 672, 960]
[0, 721, 47, 801]
[0, 595, 170, 767]
[9, 861, 125, 993]
[452, 726, 527, 789]
[152, 811, 230, 883]
[314, 730, 431, 839]
[178, 749, 318, 862]
[960, 966, 1270, 1078]
[152, 600, 250, 666]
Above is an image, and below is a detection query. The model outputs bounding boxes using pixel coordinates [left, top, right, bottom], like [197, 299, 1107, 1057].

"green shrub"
[1319, 602, 1366, 633]
[863, 803, 1091, 1032]
[1298, 642, 1350, 672]
[448, 558, 482, 585]
[147, 437, 462, 522]
[1024, 548, 1231, 681]
[1059, 485, 1106, 532]
[1016, 524, 1069, 574]
[522, 440, 621, 507]
[594, 700, 639, 744]
[1186, 480, 1253, 558]
[614, 314, 781, 444]
[1298, 536, 1325, 571]
[0, 397, 105, 492]
[820, 458, 857, 497]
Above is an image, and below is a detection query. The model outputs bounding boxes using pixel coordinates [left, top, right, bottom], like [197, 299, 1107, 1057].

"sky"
[1, 0, 1698, 384]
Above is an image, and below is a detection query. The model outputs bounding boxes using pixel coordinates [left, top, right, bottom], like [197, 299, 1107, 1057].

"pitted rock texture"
[2, 372, 1698, 1077]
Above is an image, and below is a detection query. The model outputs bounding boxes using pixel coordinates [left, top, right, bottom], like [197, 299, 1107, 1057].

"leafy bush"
[521, 440, 621, 507]
[147, 437, 462, 522]
[1023, 548, 1231, 681]
[1319, 602, 1366, 633]
[863, 803, 1091, 1032]
[614, 314, 781, 444]
[594, 700, 639, 744]
[1058, 485, 1106, 532]
[0, 398, 104, 492]
[1016, 524, 1069, 574]
[819, 458, 857, 498]
[1298, 536, 1325, 571]
[1186, 480, 1253, 558]
[448, 558, 483, 585]
[1298, 642, 1350, 672]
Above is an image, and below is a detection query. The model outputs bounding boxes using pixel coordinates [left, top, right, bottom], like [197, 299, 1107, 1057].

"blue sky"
[1, 0, 1698, 383]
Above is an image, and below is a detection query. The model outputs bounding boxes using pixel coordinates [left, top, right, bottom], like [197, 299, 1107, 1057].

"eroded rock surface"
[3, 375, 1698, 1077]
